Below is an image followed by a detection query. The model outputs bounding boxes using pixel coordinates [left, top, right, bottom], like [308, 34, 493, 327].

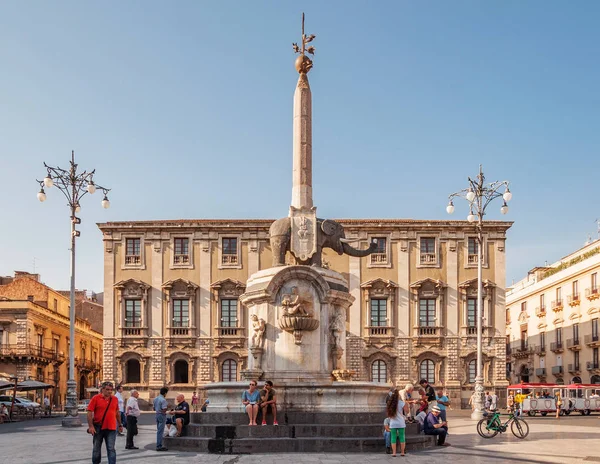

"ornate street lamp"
[447, 165, 511, 420]
[37, 150, 110, 427]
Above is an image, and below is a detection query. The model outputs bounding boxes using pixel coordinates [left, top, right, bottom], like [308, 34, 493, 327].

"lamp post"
[446, 165, 511, 420]
[37, 150, 110, 427]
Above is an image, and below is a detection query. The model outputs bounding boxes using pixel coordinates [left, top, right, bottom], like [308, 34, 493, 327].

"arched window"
[468, 360, 476, 384]
[571, 376, 582, 384]
[221, 359, 237, 382]
[174, 360, 189, 384]
[126, 359, 141, 384]
[371, 360, 387, 383]
[591, 375, 600, 384]
[556, 377, 564, 385]
[420, 359, 435, 384]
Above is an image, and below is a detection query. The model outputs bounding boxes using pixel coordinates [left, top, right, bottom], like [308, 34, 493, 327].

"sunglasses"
[249, 383, 257, 386]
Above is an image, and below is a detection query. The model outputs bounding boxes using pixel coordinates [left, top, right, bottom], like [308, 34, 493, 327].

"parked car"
[0, 395, 37, 413]
[77, 399, 91, 411]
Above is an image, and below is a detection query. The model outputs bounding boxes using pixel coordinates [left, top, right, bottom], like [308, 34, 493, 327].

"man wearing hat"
[422, 405, 450, 446]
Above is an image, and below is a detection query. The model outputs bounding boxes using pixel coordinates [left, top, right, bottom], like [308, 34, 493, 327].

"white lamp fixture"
[467, 213, 476, 223]
[500, 202, 509, 215]
[75, 203, 81, 213]
[102, 196, 110, 209]
[87, 182, 96, 194]
[503, 189, 512, 202]
[37, 189, 47, 202]
[466, 189, 476, 202]
[43, 175, 53, 188]
[446, 201, 455, 215]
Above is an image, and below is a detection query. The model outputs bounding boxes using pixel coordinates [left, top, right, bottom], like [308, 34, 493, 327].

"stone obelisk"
[291, 52, 313, 210]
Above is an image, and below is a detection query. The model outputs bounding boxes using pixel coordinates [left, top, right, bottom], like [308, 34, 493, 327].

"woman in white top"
[386, 389, 409, 457]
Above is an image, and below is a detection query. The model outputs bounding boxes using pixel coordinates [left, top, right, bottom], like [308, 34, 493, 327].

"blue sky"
[1, 1, 598, 292]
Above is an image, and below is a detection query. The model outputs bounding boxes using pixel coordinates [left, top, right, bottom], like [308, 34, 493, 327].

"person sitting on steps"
[169, 394, 190, 437]
[260, 380, 278, 426]
[242, 380, 261, 426]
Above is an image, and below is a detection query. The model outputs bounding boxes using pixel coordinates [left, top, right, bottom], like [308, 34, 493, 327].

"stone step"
[185, 422, 420, 438]
[164, 435, 436, 454]
[191, 411, 392, 425]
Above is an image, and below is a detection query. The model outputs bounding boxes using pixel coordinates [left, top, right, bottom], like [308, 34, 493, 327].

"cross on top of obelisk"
[292, 13, 316, 74]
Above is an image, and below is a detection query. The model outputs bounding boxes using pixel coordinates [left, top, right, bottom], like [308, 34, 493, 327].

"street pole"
[446, 165, 511, 420]
[37, 150, 111, 428]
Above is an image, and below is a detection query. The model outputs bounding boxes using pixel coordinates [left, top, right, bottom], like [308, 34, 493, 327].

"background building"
[507, 240, 600, 385]
[0, 272, 103, 408]
[99, 218, 511, 408]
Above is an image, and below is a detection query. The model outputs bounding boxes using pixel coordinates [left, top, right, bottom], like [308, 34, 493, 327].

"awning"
[0, 379, 15, 390]
[16, 379, 53, 391]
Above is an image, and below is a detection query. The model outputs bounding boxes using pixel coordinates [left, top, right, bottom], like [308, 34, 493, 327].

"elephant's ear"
[321, 220, 337, 236]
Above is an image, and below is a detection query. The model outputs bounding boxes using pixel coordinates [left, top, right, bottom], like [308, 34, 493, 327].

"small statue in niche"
[281, 287, 312, 317]
[330, 308, 346, 350]
[250, 314, 266, 348]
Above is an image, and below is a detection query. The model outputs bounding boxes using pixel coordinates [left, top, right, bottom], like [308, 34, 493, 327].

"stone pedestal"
[240, 266, 353, 383]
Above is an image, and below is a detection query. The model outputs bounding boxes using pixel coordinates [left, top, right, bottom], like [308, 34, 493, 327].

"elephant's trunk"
[341, 240, 378, 258]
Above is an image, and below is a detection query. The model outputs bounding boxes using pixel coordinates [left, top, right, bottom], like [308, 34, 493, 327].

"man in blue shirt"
[153, 387, 169, 451]
[423, 406, 450, 446]
[435, 387, 451, 423]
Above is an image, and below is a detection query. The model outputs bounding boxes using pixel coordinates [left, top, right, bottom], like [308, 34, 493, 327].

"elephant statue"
[269, 217, 378, 267]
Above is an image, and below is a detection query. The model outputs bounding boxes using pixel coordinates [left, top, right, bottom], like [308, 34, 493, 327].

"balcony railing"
[551, 299, 564, 312]
[566, 338, 581, 350]
[122, 327, 145, 337]
[550, 341, 564, 352]
[370, 253, 387, 264]
[568, 363, 580, 373]
[586, 287, 599, 301]
[467, 254, 479, 265]
[125, 255, 141, 265]
[535, 306, 546, 317]
[587, 361, 600, 371]
[551, 365, 563, 375]
[535, 368, 546, 377]
[584, 334, 600, 346]
[417, 326, 439, 336]
[171, 327, 190, 336]
[75, 357, 99, 371]
[420, 253, 437, 264]
[221, 254, 238, 265]
[217, 326, 244, 337]
[466, 326, 477, 336]
[567, 294, 581, 306]
[173, 254, 190, 265]
[367, 326, 393, 336]
[0, 344, 66, 363]
[534, 345, 546, 355]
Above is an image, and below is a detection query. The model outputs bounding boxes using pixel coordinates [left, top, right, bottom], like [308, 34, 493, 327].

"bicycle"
[476, 410, 529, 439]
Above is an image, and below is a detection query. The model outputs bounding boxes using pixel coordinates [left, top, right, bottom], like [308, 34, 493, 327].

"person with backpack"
[386, 388, 409, 457]
[86, 381, 123, 464]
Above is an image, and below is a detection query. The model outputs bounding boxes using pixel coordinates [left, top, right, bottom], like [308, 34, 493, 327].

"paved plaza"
[0, 411, 598, 464]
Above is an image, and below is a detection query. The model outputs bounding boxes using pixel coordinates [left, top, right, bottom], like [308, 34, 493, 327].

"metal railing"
[550, 341, 563, 352]
[585, 287, 599, 299]
[467, 254, 479, 265]
[221, 254, 238, 265]
[568, 363, 580, 373]
[567, 294, 581, 305]
[535, 368, 546, 376]
[420, 253, 437, 264]
[370, 253, 387, 264]
[584, 334, 600, 345]
[566, 338, 581, 349]
[125, 255, 141, 265]
[0, 344, 65, 362]
[551, 299, 564, 311]
[551, 365, 563, 375]
[587, 361, 600, 370]
[173, 254, 190, 265]
[535, 306, 546, 317]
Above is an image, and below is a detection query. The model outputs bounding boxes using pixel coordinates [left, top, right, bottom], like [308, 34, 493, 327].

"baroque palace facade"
[99, 218, 511, 407]
[507, 240, 600, 386]
[0, 272, 103, 407]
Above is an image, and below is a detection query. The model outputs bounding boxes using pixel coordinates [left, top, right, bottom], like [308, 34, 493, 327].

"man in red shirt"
[87, 381, 123, 464]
